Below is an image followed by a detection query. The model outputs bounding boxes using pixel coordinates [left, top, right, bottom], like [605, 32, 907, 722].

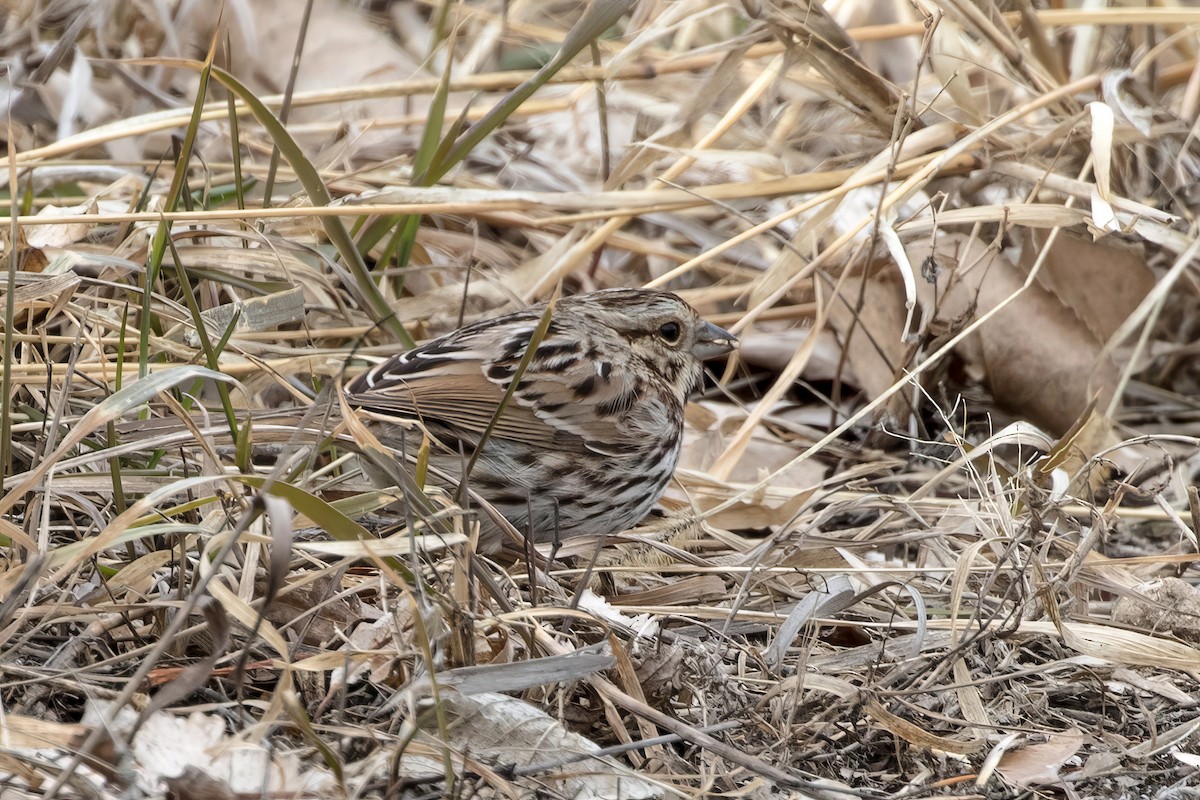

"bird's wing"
[491, 328, 647, 456]
[347, 323, 644, 456]
[347, 352, 548, 448]
[499, 340, 648, 455]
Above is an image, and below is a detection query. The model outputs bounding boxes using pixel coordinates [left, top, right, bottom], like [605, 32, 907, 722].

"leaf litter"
[2, 1, 1200, 797]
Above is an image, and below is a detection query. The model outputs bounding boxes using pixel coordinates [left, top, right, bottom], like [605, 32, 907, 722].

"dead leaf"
[996, 729, 1087, 787]
[829, 226, 1154, 437]
[25, 202, 96, 249]
[1019, 228, 1153, 343]
[81, 700, 336, 795]
[433, 692, 663, 799]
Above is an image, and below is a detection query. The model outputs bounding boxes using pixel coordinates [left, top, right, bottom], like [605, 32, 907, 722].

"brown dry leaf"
[978, 228, 1146, 427]
[825, 263, 914, 424]
[953, 232, 1145, 434]
[2, 273, 81, 326]
[928, 20, 988, 124]
[1019, 228, 1153, 343]
[961, 266, 1110, 435]
[1109, 667, 1197, 706]
[700, 497, 808, 531]
[830, 225, 1154, 435]
[263, 574, 359, 647]
[631, 641, 687, 704]
[82, 550, 173, 602]
[928, 233, 1141, 435]
[995, 729, 1087, 788]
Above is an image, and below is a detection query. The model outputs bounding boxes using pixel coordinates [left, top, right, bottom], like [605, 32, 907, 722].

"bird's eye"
[658, 321, 682, 343]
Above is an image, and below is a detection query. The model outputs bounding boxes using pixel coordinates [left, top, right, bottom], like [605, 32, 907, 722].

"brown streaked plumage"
[345, 288, 737, 551]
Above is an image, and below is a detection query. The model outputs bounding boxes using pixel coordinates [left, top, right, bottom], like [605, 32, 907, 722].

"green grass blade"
[140, 39, 218, 380]
[427, 0, 633, 181]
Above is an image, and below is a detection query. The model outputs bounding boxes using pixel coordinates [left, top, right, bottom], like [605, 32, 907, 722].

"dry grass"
[3, 1, 1200, 797]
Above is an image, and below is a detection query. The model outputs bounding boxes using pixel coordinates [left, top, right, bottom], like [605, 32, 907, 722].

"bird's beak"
[692, 320, 738, 360]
